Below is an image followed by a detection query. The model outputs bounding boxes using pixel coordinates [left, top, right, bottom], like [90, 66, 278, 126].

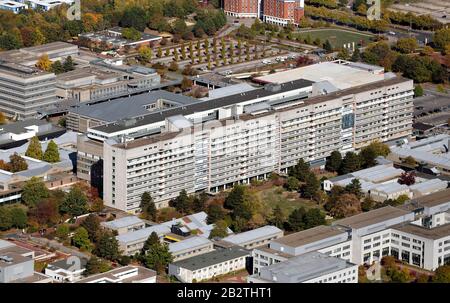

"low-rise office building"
[101, 216, 146, 235]
[44, 258, 88, 282]
[76, 266, 157, 283]
[248, 251, 358, 283]
[56, 64, 161, 103]
[169, 236, 215, 261]
[116, 224, 171, 256]
[0, 253, 52, 283]
[78, 27, 162, 50]
[169, 246, 250, 283]
[221, 225, 283, 249]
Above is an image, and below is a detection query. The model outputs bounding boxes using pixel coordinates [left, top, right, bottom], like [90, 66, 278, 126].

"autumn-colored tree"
[0, 112, 6, 125]
[36, 54, 52, 71]
[329, 193, 362, 219]
[43, 140, 60, 163]
[25, 136, 43, 160]
[398, 171, 415, 186]
[9, 153, 28, 173]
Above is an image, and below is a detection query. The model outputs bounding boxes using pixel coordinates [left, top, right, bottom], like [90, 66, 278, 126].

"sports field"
[297, 28, 375, 48]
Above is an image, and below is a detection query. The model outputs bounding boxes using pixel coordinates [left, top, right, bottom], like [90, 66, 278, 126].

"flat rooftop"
[71, 90, 197, 123]
[392, 222, 450, 240]
[272, 225, 346, 248]
[253, 61, 386, 90]
[170, 246, 250, 271]
[254, 251, 356, 283]
[404, 188, 450, 209]
[169, 236, 212, 254]
[333, 206, 412, 230]
[91, 78, 314, 134]
[101, 216, 145, 230]
[222, 225, 283, 245]
[76, 266, 156, 283]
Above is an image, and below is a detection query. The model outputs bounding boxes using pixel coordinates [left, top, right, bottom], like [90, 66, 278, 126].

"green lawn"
[297, 28, 375, 48]
[257, 186, 320, 216]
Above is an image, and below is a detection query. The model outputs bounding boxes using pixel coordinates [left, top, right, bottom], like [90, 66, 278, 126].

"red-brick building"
[263, 0, 304, 26]
[223, 0, 260, 18]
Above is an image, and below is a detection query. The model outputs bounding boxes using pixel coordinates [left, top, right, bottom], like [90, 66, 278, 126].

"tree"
[9, 153, 28, 173]
[72, 227, 92, 251]
[59, 186, 88, 217]
[138, 45, 153, 63]
[95, 231, 120, 261]
[432, 265, 450, 283]
[433, 28, 450, 51]
[51, 60, 64, 74]
[340, 152, 361, 174]
[361, 196, 375, 212]
[192, 192, 208, 213]
[181, 77, 193, 91]
[287, 207, 306, 231]
[323, 39, 333, 52]
[224, 185, 245, 211]
[84, 256, 110, 276]
[285, 176, 300, 191]
[0, 112, 6, 125]
[9, 206, 27, 229]
[359, 145, 377, 168]
[206, 203, 226, 224]
[25, 136, 43, 160]
[288, 159, 310, 182]
[21, 177, 49, 208]
[403, 156, 416, 166]
[395, 38, 418, 54]
[143, 239, 173, 274]
[270, 206, 285, 229]
[303, 208, 326, 229]
[345, 179, 363, 199]
[157, 47, 163, 58]
[337, 48, 350, 60]
[209, 220, 229, 239]
[56, 224, 70, 241]
[302, 173, 320, 199]
[351, 48, 361, 62]
[43, 140, 60, 163]
[140, 192, 157, 221]
[330, 193, 362, 219]
[398, 172, 415, 186]
[168, 61, 179, 72]
[29, 198, 60, 226]
[36, 54, 52, 71]
[326, 151, 342, 172]
[142, 232, 160, 254]
[171, 189, 191, 214]
[120, 6, 147, 31]
[81, 214, 101, 242]
[414, 85, 424, 97]
[0, 207, 12, 231]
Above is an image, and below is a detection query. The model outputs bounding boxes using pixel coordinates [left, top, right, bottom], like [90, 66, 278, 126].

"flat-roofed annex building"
[248, 252, 358, 283]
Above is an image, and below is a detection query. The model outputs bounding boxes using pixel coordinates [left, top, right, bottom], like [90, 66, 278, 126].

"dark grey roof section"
[49, 258, 88, 271]
[69, 91, 197, 122]
[171, 246, 250, 271]
[92, 79, 315, 134]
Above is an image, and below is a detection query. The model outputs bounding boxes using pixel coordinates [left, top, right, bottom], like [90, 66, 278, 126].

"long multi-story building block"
[78, 61, 413, 212]
[262, 0, 305, 26]
[223, 0, 260, 18]
[223, 0, 305, 26]
[0, 61, 58, 120]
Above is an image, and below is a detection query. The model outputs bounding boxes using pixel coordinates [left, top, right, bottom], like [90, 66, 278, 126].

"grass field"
[297, 28, 375, 48]
[257, 186, 320, 217]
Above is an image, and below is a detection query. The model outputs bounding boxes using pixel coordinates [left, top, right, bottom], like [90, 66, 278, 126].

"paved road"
[28, 236, 90, 260]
